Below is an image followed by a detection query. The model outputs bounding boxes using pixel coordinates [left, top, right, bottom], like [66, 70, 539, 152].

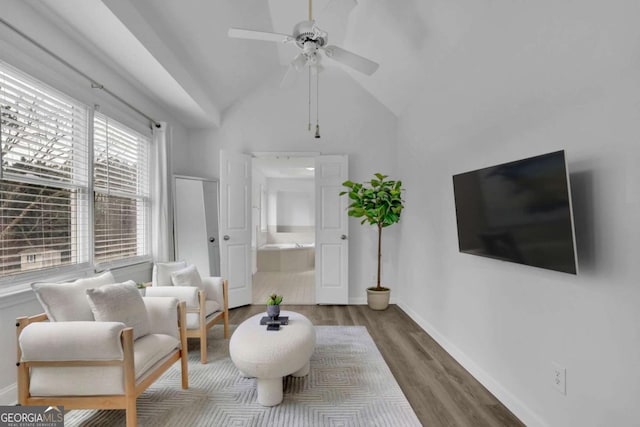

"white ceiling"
[29, 0, 634, 132]
[28, 0, 432, 129]
[16, 0, 638, 132]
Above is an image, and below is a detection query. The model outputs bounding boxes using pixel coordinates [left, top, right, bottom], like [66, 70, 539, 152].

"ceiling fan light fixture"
[302, 41, 317, 54]
[292, 53, 308, 71]
[308, 53, 319, 65]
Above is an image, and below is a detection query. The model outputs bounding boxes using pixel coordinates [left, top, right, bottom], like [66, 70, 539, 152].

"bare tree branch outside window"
[1, 95, 76, 276]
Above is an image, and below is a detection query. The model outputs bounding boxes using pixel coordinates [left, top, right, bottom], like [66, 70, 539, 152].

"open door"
[219, 150, 252, 308]
[315, 155, 349, 304]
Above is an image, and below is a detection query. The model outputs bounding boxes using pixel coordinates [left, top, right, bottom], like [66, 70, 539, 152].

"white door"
[219, 151, 252, 308]
[315, 155, 349, 304]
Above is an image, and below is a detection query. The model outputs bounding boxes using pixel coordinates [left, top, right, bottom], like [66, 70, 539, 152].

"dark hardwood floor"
[229, 304, 524, 427]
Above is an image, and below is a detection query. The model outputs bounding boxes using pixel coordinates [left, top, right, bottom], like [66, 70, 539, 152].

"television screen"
[452, 150, 578, 274]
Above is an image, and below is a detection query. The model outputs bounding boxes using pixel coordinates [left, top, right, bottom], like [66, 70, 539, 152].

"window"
[1, 63, 89, 279]
[93, 113, 150, 265]
[0, 61, 151, 283]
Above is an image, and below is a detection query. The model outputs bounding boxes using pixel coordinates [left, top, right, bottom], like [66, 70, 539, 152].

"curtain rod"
[0, 17, 160, 129]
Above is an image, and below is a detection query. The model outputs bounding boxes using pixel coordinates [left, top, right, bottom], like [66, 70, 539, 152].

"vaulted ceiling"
[29, 0, 434, 128]
[21, 1, 640, 131]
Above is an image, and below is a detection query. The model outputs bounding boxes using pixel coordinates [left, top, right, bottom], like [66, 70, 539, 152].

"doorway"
[251, 156, 316, 304]
[219, 150, 348, 307]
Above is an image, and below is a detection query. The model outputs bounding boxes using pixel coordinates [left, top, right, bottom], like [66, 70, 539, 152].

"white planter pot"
[366, 288, 390, 310]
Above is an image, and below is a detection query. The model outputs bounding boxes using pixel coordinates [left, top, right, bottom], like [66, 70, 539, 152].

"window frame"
[0, 61, 152, 288]
[92, 112, 152, 271]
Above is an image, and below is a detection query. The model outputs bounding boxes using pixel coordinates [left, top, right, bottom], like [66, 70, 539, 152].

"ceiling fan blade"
[323, 45, 379, 75]
[228, 28, 292, 43]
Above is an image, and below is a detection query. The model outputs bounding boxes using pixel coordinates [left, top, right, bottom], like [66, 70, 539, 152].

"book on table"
[260, 316, 289, 326]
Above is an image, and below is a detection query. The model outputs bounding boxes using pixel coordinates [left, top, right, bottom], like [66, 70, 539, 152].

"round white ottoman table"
[229, 311, 316, 406]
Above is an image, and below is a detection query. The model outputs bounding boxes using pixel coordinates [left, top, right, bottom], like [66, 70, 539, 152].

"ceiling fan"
[228, 0, 379, 79]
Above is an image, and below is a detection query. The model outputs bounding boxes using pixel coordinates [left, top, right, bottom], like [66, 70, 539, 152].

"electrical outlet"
[552, 362, 566, 395]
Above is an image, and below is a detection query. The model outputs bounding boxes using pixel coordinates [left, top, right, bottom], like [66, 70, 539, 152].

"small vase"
[267, 304, 280, 319]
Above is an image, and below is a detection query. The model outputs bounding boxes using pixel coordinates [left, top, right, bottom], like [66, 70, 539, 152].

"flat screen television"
[452, 150, 578, 274]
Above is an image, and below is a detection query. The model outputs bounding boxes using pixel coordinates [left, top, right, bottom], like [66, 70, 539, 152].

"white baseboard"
[0, 383, 16, 406]
[396, 301, 548, 427]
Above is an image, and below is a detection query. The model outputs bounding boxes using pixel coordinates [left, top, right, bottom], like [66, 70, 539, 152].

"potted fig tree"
[340, 173, 405, 310]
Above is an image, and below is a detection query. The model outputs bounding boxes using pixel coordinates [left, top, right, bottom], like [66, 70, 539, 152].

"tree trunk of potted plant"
[341, 173, 404, 311]
[367, 222, 391, 309]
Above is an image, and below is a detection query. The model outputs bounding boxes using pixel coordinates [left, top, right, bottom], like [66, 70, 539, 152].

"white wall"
[0, 1, 187, 404]
[395, 1, 640, 426]
[173, 128, 214, 180]
[267, 178, 314, 226]
[266, 178, 315, 245]
[178, 68, 399, 302]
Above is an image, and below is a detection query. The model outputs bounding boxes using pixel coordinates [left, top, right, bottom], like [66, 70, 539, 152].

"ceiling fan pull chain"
[315, 70, 320, 139]
[308, 66, 312, 131]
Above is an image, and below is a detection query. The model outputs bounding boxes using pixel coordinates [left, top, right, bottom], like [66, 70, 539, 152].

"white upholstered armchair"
[18, 276, 188, 427]
[146, 261, 229, 363]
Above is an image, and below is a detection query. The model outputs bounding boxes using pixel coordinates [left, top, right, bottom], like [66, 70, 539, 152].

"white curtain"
[151, 122, 172, 262]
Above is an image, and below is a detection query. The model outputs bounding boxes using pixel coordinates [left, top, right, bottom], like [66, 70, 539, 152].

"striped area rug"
[65, 325, 421, 426]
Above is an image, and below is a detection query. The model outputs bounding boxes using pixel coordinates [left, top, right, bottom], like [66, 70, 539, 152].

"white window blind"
[0, 62, 89, 278]
[93, 113, 150, 264]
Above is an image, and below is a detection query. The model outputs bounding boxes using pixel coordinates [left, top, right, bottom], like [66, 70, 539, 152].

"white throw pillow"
[86, 281, 150, 340]
[31, 271, 116, 321]
[153, 261, 187, 286]
[170, 264, 204, 291]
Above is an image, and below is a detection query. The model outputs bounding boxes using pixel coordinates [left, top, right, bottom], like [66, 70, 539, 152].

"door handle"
[223, 235, 230, 241]
[341, 234, 347, 240]
[209, 237, 216, 243]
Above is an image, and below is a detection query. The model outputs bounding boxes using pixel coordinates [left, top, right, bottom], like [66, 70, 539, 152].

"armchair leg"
[200, 329, 208, 364]
[223, 309, 230, 339]
[126, 397, 137, 427]
[197, 290, 208, 364]
[178, 302, 189, 389]
[122, 328, 137, 427]
[223, 279, 230, 339]
[181, 354, 189, 389]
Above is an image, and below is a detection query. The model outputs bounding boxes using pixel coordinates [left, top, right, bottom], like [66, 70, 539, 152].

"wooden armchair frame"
[16, 302, 189, 427]
[186, 279, 230, 363]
